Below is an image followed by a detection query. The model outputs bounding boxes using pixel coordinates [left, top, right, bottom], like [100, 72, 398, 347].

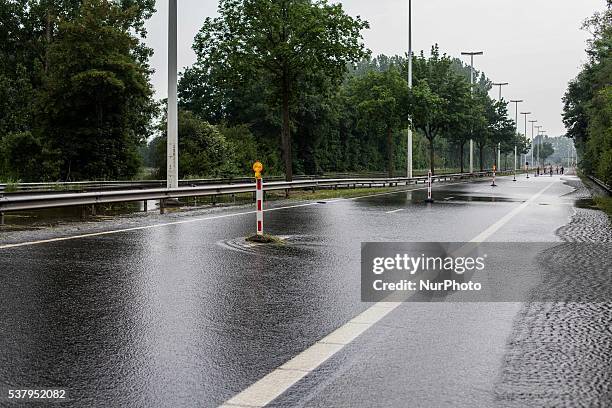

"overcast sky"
[144, 0, 605, 137]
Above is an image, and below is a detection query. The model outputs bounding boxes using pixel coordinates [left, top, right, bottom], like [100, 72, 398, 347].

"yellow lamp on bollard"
[253, 161, 263, 179]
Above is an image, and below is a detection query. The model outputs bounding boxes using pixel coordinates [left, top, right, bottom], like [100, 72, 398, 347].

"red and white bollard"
[425, 170, 433, 203]
[491, 165, 497, 187]
[252, 161, 265, 236]
[256, 177, 264, 236]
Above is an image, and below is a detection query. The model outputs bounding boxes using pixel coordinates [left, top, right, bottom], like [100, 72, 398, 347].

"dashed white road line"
[469, 181, 555, 243]
[219, 179, 557, 408]
[385, 208, 405, 214]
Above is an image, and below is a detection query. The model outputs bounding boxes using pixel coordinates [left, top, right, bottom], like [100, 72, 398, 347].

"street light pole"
[167, 0, 179, 189]
[461, 51, 483, 173]
[510, 100, 523, 180]
[492, 82, 508, 170]
[535, 126, 544, 166]
[492, 82, 509, 102]
[520, 112, 531, 178]
[407, 0, 413, 179]
[529, 120, 540, 172]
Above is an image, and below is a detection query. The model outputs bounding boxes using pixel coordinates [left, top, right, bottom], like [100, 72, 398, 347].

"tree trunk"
[479, 146, 484, 171]
[386, 127, 394, 178]
[281, 74, 293, 182]
[459, 142, 465, 173]
[45, 9, 52, 72]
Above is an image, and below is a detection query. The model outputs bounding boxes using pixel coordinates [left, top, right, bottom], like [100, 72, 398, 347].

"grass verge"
[593, 196, 612, 219]
[282, 187, 400, 201]
[245, 233, 285, 244]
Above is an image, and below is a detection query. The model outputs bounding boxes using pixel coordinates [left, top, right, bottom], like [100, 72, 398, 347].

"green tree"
[181, 0, 369, 181]
[410, 46, 470, 174]
[487, 99, 516, 168]
[154, 110, 237, 179]
[539, 141, 555, 165]
[0, 0, 156, 181]
[344, 69, 408, 177]
[41, 0, 157, 180]
[563, 0, 611, 184]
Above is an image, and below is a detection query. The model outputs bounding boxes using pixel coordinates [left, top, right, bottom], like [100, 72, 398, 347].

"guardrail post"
[160, 199, 165, 214]
[143, 200, 148, 212]
[0, 212, 4, 225]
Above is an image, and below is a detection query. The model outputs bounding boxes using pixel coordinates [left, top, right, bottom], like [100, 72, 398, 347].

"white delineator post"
[253, 161, 264, 236]
[256, 177, 264, 236]
[426, 170, 433, 203]
[525, 161, 529, 179]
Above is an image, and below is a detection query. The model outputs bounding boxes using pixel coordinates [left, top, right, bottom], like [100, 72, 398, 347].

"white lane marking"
[0, 202, 316, 250]
[469, 181, 555, 243]
[219, 179, 558, 408]
[386, 208, 405, 214]
[0, 182, 466, 250]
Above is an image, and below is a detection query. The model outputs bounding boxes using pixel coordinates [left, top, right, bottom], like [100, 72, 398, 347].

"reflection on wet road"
[0, 175, 608, 407]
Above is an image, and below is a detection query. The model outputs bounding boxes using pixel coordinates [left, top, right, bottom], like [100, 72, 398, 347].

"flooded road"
[0, 175, 610, 407]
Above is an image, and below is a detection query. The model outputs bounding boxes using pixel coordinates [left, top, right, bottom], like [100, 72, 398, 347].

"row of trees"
[164, 0, 529, 180]
[563, 0, 611, 184]
[0, 0, 157, 181]
[1, 0, 531, 182]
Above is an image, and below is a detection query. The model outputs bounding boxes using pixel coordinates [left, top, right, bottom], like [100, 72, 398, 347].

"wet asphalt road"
[0, 174, 608, 407]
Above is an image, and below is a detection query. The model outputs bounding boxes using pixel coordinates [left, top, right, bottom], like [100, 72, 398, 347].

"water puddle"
[218, 235, 326, 259]
[440, 195, 524, 203]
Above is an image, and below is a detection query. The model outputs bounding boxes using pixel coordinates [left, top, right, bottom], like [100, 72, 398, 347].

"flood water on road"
[0, 176, 609, 407]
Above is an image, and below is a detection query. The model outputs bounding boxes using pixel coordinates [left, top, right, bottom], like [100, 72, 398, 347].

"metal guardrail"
[588, 176, 612, 194]
[0, 170, 493, 194]
[0, 171, 503, 214]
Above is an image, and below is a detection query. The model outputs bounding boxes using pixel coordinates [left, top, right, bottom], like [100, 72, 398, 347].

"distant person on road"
[561, 166, 564, 175]
[556, 166, 559, 175]
[549, 165, 553, 177]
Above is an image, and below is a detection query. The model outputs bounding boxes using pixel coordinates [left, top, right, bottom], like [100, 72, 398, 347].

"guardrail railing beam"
[0, 171, 508, 213]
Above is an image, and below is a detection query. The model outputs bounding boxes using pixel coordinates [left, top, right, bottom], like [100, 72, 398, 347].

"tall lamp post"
[520, 112, 531, 178]
[510, 100, 523, 180]
[492, 82, 508, 170]
[407, 0, 413, 179]
[461, 51, 484, 173]
[492, 82, 509, 101]
[167, 0, 179, 189]
[529, 120, 540, 172]
[537, 128, 546, 166]
[534, 125, 544, 166]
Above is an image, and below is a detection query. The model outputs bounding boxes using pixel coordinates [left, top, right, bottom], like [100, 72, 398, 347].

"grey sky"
[144, 0, 604, 137]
